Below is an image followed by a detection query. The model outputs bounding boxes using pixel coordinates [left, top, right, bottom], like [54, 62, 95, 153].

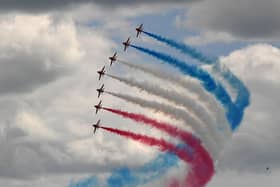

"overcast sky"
[0, 1, 279, 187]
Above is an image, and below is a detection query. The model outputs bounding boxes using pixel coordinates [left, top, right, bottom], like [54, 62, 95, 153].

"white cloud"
[0, 12, 173, 181]
[0, 15, 84, 95]
[220, 44, 280, 83]
[214, 44, 280, 176]
[15, 111, 58, 140]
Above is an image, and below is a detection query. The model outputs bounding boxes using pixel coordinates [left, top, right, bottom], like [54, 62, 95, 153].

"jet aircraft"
[97, 66, 105, 80]
[94, 100, 102, 114]
[96, 84, 104, 98]
[136, 24, 144, 37]
[122, 37, 131, 51]
[92, 119, 101, 134]
[109, 52, 117, 66]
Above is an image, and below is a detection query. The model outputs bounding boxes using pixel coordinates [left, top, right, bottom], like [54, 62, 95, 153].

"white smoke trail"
[118, 60, 211, 106]
[117, 60, 232, 140]
[106, 91, 220, 159]
[118, 60, 232, 137]
[106, 74, 229, 151]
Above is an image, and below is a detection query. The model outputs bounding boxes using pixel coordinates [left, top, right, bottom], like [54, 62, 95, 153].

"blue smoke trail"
[69, 152, 178, 187]
[69, 177, 99, 187]
[130, 44, 242, 130]
[143, 31, 215, 64]
[212, 63, 250, 110]
[142, 31, 250, 122]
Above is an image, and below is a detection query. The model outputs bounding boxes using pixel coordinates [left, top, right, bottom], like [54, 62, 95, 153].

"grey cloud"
[0, 0, 200, 13]
[0, 52, 65, 95]
[218, 80, 280, 173]
[187, 0, 280, 40]
[0, 124, 132, 179]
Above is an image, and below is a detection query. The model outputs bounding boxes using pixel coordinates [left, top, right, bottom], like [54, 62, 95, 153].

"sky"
[0, 0, 279, 187]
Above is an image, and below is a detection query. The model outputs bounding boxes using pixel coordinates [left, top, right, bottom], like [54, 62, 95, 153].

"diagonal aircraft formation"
[92, 24, 144, 134]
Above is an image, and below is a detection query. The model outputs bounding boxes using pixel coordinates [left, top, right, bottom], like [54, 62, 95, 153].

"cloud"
[0, 15, 83, 95]
[0, 14, 165, 180]
[183, 0, 280, 43]
[0, 0, 200, 13]
[184, 31, 235, 46]
[208, 171, 280, 187]
[216, 44, 280, 172]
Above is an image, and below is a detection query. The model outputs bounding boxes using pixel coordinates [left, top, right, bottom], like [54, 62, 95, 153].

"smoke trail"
[142, 31, 215, 64]
[102, 107, 201, 148]
[102, 107, 214, 187]
[101, 126, 214, 187]
[130, 44, 242, 130]
[70, 153, 179, 187]
[117, 59, 231, 138]
[169, 180, 180, 187]
[106, 152, 178, 187]
[105, 91, 220, 159]
[106, 73, 213, 129]
[106, 73, 226, 147]
[213, 63, 250, 110]
[141, 31, 250, 130]
[69, 176, 98, 187]
[117, 59, 211, 105]
[101, 126, 193, 161]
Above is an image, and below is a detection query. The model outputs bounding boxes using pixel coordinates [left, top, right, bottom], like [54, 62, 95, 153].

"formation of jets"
[92, 24, 144, 134]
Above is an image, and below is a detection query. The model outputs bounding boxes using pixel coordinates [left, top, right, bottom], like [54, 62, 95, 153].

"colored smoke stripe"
[142, 31, 250, 130]
[130, 44, 242, 130]
[101, 126, 193, 162]
[117, 59, 232, 140]
[73, 31, 249, 187]
[106, 73, 225, 150]
[102, 108, 214, 187]
[101, 125, 214, 187]
[69, 176, 99, 187]
[102, 107, 200, 149]
[143, 31, 215, 65]
[213, 63, 250, 111]
[105, 91, 220, 159]
[69, 153, 179, 187]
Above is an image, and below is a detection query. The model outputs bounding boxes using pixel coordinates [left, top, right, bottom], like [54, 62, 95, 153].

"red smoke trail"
[102, 107, 199, 147]
[102, 107, 214, 187]
[100, 126, 192, 163]
[169, 179, 180, 187]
